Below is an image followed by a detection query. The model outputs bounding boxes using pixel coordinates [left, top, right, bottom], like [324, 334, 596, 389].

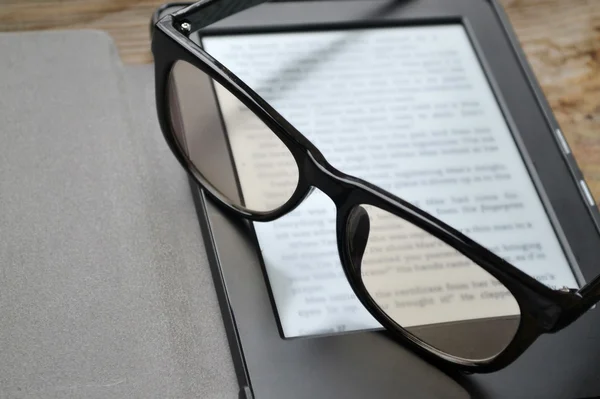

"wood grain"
[1, 0, 599, 196]
[502, 0, 600, 196]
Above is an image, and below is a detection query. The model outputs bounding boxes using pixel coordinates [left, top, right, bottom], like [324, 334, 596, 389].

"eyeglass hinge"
[176, 21, 192, 34]
[557, 286, 580, 296]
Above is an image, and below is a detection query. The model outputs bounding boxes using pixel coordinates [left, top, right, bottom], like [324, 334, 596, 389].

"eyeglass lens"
[168, 60, 300, 212]
[346, 204, 521, 361]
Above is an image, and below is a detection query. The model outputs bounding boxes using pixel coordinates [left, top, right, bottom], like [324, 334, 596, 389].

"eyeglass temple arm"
[577, 275, 600, 309]
[172, 0, 271, 32]
[150, 0, 415, 39]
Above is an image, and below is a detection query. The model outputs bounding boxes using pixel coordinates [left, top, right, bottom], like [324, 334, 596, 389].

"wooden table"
[1, 0, 599, 197]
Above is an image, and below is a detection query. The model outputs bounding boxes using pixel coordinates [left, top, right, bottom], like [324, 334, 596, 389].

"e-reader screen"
[199, 24, 580, 338]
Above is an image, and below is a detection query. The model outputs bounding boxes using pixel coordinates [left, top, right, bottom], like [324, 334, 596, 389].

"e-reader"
[177, 1, 600, 398]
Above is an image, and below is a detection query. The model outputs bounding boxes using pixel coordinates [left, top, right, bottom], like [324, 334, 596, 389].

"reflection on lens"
[346, 205, 521, 361]
[168, 60, 300, 212]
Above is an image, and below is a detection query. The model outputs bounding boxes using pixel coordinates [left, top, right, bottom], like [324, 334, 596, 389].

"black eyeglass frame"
[151, 0, 600, 374]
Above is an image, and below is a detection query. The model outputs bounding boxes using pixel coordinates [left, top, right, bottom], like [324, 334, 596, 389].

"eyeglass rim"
[151, 12, 600, 373]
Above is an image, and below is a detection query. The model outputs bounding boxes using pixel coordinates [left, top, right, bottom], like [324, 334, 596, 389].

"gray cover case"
[0, 31, 237, 399]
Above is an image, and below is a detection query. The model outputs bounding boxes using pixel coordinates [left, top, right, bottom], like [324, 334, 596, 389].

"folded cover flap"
[0, 30, 236, 399]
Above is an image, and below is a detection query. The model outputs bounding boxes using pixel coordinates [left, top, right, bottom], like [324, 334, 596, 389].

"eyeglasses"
[151, 0, 600, 373]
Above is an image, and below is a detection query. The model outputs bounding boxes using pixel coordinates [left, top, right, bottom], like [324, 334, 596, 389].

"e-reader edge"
[188, 1, 600, 398]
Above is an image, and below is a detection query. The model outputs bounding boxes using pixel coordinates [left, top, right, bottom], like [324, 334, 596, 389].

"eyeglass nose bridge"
[300, 149, 357, 208]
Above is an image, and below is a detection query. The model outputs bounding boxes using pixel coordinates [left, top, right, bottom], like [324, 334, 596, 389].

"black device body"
[179, 1, 600, 398]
